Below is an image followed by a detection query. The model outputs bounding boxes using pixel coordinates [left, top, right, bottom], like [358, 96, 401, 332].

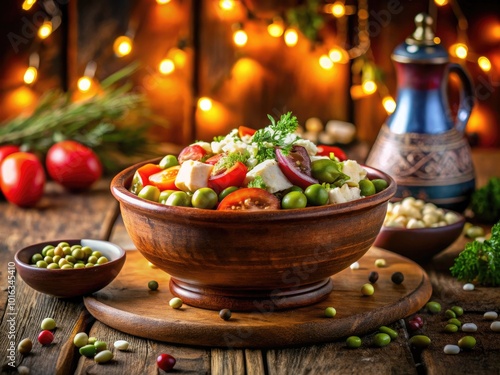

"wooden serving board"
[84, 247, 432, 349]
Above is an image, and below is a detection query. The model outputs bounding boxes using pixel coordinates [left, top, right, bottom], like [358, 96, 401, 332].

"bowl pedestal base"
[170, 278, 334, 312]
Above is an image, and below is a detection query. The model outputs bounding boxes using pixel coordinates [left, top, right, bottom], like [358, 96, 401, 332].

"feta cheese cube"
[328, 184, 361, 204]
[244, 159, 293, 193]
[342, 160, 367, 185]
[175, 160, 214, 192]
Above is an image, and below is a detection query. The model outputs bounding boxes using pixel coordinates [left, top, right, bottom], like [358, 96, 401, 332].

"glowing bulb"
[156, 0, 171, 4]
[219, 0, 235, 10]
[268, 18, 284, 38]
[22, 0, 36, 11]
[452, 43, 468, 59]
[478, 56, 492, 72]
[233, 30, 248, 47]
[331, 2, 346, 17]
[113, 36, 133, 57]
[433, 37, 441, 44]
[38, 21, 53, 39]
[198, 97, 213, 112]
[284, 29, 298, 47]
[434, 0, 448, 6]
[328, 47, 348, 63]
[362, 80, 377, 95]
[382, 96, 396, 114]
[169, 48, 187, 68]
[159, 59, 175, 75]
[77, 76, 92, 92]
[23, 67, 37, 85]
[319, 55, 334, 70]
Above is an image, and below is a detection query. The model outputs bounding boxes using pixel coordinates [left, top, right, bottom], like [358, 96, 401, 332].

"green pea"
[361, 283, 374, 296]
[373, 333, 391, 347]
[218, 186, 239, 201]
[82, 246, 93, 257]
[52, 255, 61, 263]
[445, 309, 456, 319]
[138, 185, 161, 202]
[159, 154, 179, 169]
[54, 246, 64, 257]
[444, 324, 459, 333]
[85, 263, 95, 268]
[74, 263, 85, 269]
[46, 249, 55, 257]
[346, 336, 362, 348]
[73, 332, 88, 348]
[426, 301, 442, 314]
[359, 179, 376, 196]
[18, 338, 33, 355]
[304, 184, 329, 206]
[324, 307, 336, 318]
[31, 253, 43, 264]
[44, 256, 53, 264]
[451, 306, 464, 316]
[94, 349, 114, 363]
[372, 179, 388, 193]
[148, 280, 159, 291]
[62, 246, 72, 256]
[58, 258, 69, 267]
[58, 241, 70, 248]
[88, 255, 98, 264]
[47, 263, 59, 269]
[79, 344, 97, 357]
[158, 190, 176, 204]
[92, 251, 102, 259]
[65, 255, 76, 264]
[165, 191, 191, 207]
[72, 249, 84, 260]
[61, 264, 73, 269]
[458, 335, 476, 350]
[448, 318, 462, 327]
[41, 245, 54, 257]
[169, 297, 183, 309]
[192, 188, 218, 209]
[94, 341, 107, 352]
[96, 256, 108, 265]
[284, 185, 303, 194]
[379, 326, 398, 339]
[409, 335, 431, 349]
[282, 191, 307, 209]
[36, 260, 48, 268]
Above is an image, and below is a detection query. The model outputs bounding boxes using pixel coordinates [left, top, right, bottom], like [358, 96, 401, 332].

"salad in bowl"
[129, 112, 388, 211]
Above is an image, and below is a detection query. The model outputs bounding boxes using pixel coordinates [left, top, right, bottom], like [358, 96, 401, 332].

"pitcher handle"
[445, 63, 475, 133]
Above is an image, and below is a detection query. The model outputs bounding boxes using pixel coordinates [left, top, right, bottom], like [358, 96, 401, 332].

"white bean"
[461, 323, 477, 332]
[114, 340, 129, 351]
[484, 311, 498, 320]
[463, 283, 475, 291]
[444, 344, 460, 354]
[491, 321, 500, 332]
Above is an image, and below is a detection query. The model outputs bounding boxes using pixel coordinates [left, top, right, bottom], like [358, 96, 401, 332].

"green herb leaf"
[247, 176, 267, 189]
[471, 177, 500, 223]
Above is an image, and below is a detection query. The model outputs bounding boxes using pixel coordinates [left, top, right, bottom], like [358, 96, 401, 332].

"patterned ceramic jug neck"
[388, 13, 474, 135]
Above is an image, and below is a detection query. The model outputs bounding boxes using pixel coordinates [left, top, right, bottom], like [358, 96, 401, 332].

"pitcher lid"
[392, 13, 448, 64]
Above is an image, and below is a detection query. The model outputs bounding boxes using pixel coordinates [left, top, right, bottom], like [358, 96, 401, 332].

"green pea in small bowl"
[14, 239, 126, 298]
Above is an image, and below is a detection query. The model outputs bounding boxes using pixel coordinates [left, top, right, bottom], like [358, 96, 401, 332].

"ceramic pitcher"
[366, 13, 475, 212]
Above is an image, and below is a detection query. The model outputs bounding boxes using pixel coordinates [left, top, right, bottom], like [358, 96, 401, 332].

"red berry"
[38, 330, 54, 345]
[408, 320, 421, 331]
[157, 353, 176, 372]
[412, 315, 424, 325]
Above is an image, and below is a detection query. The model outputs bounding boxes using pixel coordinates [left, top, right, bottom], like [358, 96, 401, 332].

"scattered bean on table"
[444, 344, 460, 354]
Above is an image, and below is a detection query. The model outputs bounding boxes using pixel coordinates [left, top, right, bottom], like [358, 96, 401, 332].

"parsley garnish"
[450, 221, 500, 286]
[213, 152, 249, 174]
[247, 176, 267, 189]
[252, 112, 300, 163]
[471, 177, 500, 223]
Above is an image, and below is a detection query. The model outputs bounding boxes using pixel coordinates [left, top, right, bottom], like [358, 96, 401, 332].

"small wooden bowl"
[111, 158, 396, 311]
[15, 239, 126, 298]
[374, 211, 466, 264]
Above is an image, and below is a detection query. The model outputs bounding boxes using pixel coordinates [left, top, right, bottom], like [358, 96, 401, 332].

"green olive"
[73, 332, 89, 348]
[94, 350, 114, 363]
[304, 184, 329, 206]
[41, 245, 54, 257]
[458, 335, 476, 350]
[409, 335, 431, 349]
[165, 191, 191, 207]
[444, 324, 459, 333]
[445, 309, 456, 319]
[192, 188, 218, 209]
[18, 338, 33, 355]
[96, 256, 108, 265]
[79, 344, 97, 357]
[373, 333, 391, 347]
[47, 263, 59, 269]
[372, 179, 388, 193]
[94, 341, 107, 352]
[359, 179, 376, 196]
[282, 191, 307, 209]
[311, 159, 344, 183]
[159, 154, 179, 169]
[324, 307, 336, 318]
[36, 260, 48, 268]
[138, 185, 161, 202]
[31, 253, 43, 264]
[426, 301, 441, 314]
[451, 306, 464, 316]
[379, 326, 398, 339]
[346, 336, 362, 348]
[148, 280, 159, 291]
[219, 186, 239, 201]
[361, 283, 374, 296]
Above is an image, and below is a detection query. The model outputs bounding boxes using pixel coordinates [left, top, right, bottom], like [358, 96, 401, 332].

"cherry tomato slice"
[205, 153, 225, 166]
[217, 188, 280, 211]
[276, 146, 318, 190]
[178, 145, 207, 164]
[208, 161, 248, 195]
[130, 163, 162, 194]
[238, 126, 256, 138]
[0, 145, 21, 166]
[149, 165, 181, 191]
[316, 145, 347, 161]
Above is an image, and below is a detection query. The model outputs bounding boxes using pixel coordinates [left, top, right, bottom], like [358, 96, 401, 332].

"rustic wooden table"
[1, 149, 499, 375]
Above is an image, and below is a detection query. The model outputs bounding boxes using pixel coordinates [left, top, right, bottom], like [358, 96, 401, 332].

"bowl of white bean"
[373, 197, 465, 264]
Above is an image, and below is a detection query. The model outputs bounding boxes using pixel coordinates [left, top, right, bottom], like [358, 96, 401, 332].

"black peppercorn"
[219, 308, 232, 321]
[391, 272, 404, 284]
[368, 271, 379, 283]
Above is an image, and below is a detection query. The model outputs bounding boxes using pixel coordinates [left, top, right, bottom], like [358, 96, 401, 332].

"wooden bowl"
[111, 159, 396, 311]
[374, 210, 465, 264]
[15, 239, 126, 298]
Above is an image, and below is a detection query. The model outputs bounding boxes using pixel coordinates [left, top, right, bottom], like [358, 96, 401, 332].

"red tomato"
[276, 146, 318, 189]
[130, 163, 163, 194]
[238, 126, 256, 138]
[0, 152, 45, 207]
[208, 162, 248, 194]
[37, 330, 54, 345]
[316, 145, 348, 161]
[157, 353, 176, 371]
[0, 145, 21, 166]
[149, 165, 181, 191]
[45, 140, 102, 191]
[217, 188, 280, 211]
[205, 153, 225, 165]
[178, 145, 207, 164]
